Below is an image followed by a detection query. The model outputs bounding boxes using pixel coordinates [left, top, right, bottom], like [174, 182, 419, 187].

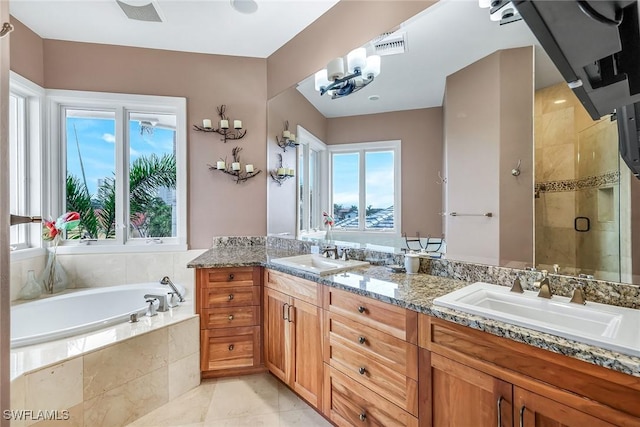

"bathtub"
[11, 282, 187, 348]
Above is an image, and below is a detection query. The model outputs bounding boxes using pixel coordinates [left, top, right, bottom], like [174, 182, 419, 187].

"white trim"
[328, 140, 401, 235]
[296, 126, 327, 237]
[46, 89, 187, 249]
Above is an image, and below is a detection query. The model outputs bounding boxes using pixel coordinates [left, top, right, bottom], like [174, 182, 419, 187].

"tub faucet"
[160, 276, 185, 302]
[144, 294, 168, 315]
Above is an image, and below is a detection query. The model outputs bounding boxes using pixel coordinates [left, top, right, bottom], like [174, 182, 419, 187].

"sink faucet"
[160, 276, 185, 302]
[537, 271, 552, 299]
[339, 248, 350, 261]
[322, 245, 338, 259]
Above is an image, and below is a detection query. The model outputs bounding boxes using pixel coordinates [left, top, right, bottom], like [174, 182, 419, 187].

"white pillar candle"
[289, 133, 296, 142]
[288, 168, 295, 176]
[216, 161, 225, 170]
[203, 119, 212, 129]
[234, 120, 242, 129]
[232, 162, 241, 171]
[283, 130, 291, 139]
[220, 119, 229, 129]
[245, 164, 254, 173]
[277, 167, 286, 176]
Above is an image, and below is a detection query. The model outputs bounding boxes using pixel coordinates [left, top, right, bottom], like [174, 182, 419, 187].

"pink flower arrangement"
[322, 211, 334, 228]
[42, 211, 81, 242]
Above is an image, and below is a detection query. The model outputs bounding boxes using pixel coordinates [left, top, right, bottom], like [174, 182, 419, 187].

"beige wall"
[9, 17, 43, 87]
[267, 87, 327, 236]
[444, 47, 533, 266]
[327, 108, 443, 238]
[267, 1, 437, 99]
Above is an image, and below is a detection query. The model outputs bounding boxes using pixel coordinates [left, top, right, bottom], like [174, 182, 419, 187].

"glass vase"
[39, 251, 69, 294]
[18, 270, 43, 300]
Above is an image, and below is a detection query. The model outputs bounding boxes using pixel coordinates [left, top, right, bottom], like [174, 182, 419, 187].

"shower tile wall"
[534, 83, 620, 280]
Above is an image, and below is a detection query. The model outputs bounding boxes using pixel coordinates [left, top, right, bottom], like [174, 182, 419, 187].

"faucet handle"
[146, 298, 158, 317]
[569, 280, 587, 305]
[510, 277, 524, 293]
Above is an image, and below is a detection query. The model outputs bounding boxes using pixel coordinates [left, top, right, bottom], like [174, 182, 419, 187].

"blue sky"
[66, 117, 175, 195]
[332, 151, 394, 210]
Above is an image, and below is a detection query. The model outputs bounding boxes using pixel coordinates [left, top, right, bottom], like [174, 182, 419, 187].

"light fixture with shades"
[314, 47, 381, 99]
[479, 0, 522, 25]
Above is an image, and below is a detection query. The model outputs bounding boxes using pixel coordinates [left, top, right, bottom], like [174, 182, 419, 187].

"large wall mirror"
[266, 0, 640, 285]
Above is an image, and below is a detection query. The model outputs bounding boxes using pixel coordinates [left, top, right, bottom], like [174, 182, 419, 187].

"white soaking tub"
[11, 282, 186, 348]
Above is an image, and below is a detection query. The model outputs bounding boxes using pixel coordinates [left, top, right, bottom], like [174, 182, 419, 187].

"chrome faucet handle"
[167, 292, 180, 308]
[144, 294, 168, 312]
[145, 298, 158, 317]
[340, 248, 350, 261]
[510, 277, 524, 293]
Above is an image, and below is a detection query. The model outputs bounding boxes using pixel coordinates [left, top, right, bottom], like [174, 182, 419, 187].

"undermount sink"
[433, 282, 640, 357]
[269, 254, 369, 276]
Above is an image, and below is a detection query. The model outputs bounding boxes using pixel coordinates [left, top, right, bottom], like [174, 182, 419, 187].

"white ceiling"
[297, 0, 564, 117]
[9, 0, 340, 58]
[9, 0, 564, 118]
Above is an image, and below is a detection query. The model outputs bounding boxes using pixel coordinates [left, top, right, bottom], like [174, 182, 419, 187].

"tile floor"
[126, 373, 332, 427]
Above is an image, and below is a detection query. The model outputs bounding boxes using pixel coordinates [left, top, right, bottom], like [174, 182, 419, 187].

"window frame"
[9, 72, 45, 260]
[46, 89, 187, 254]
[296, 126, 328, 236]
[328, 140, 401, 235]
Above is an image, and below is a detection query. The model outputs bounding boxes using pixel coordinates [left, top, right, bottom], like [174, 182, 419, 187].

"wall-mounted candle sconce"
[194, 105, 247, 143]
[0, 22, 14, 38]
[209, 147, 261, 184]
[270, 153, 295, 186]
[275, 120, 298, 151]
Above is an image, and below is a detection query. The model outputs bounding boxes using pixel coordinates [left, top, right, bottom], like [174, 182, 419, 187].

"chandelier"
[479, 0, 522, 24]
[314, 48, 381, 99]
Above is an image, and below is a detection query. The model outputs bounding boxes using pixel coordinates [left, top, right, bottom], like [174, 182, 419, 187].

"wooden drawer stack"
[323, 287, 419, 426]
[197, 267, 263, 378]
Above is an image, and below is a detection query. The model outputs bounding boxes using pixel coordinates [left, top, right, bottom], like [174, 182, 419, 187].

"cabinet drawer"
[324, 287, 417, 343]
[324, 365, 418, 427]
[200, 306, 261, 329]
[201, 326, 261, 372]
[200, 267, 258, 287]
[201, 285, 260, 308]
[326, 312, 417, 380]
[264, 269, 321, 306]
[328, 340, 418, 416]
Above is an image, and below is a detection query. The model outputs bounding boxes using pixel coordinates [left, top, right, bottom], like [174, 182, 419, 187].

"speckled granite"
[187, 242, 640, 377]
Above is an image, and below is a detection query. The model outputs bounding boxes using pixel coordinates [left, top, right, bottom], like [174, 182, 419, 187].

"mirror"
[266, 0, 639, 285]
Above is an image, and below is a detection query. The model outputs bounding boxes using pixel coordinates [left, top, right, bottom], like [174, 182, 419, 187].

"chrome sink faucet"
[339, 248, 350, 261]
[160, 276, 184, 303]
[322, 245, 338, 259]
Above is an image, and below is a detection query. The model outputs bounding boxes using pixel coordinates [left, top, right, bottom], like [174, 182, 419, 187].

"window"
[47, 90, 187, 252]
[9, 72, 44, 255]
[329, 140, 401, 233]
[297, 127, 327, 234]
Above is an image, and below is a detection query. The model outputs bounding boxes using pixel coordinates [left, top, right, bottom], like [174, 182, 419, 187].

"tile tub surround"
[188, 239, 640, 377]
[10, 316, 200, 427]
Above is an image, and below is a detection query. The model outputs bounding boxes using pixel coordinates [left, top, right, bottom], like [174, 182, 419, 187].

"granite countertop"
[188, 246, 640, 377]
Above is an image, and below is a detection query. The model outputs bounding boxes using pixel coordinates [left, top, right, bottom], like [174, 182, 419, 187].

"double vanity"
[187, 240, 640, 426]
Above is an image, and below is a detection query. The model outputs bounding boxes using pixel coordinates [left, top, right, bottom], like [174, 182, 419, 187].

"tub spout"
[160, 276, 185, 302]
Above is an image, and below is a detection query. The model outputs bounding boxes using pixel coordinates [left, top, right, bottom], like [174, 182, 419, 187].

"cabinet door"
[264, 287, 293, 383]
[514, 387, 618, 427]
[425, 352, 512, 427]
[291, 298, 323, 409]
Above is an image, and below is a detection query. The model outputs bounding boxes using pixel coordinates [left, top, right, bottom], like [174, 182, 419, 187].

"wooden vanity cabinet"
[418, 315, 640, 427]
[196, 267, 264, 378]
[263, 269, 324, 409]
[323, 286, 419, 426]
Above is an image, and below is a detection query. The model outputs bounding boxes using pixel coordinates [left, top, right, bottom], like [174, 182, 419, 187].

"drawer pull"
[359, 412, 367, 422]
[228, 344, 234, 351]
[283, 303, 289, 320]
[519, 405, 526, 427]
[357, 306, 366, 313]
[228, 314, 234, 321]
[228, 273, 234, 281]
[228, 294, 234, 301]
[358, 336, 366, 344]
[358, 367, 366, 375]
[497, 396, 503, 427]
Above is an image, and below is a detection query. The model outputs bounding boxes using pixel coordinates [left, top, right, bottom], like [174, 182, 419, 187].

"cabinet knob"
[358, 367, 366, 375]
[358, 336, 366, 344]
[228, 273, 234, 281]
[357, 306, 366, 313]
[359, 412, 366, 422]
[228, 344, 234, 351]
[228, 314, 234, 321]
[228, 294, 234, 301]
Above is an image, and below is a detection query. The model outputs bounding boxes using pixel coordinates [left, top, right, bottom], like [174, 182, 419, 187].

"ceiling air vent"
[116, 0, 163, 22]
[371, 31, 407, 56]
